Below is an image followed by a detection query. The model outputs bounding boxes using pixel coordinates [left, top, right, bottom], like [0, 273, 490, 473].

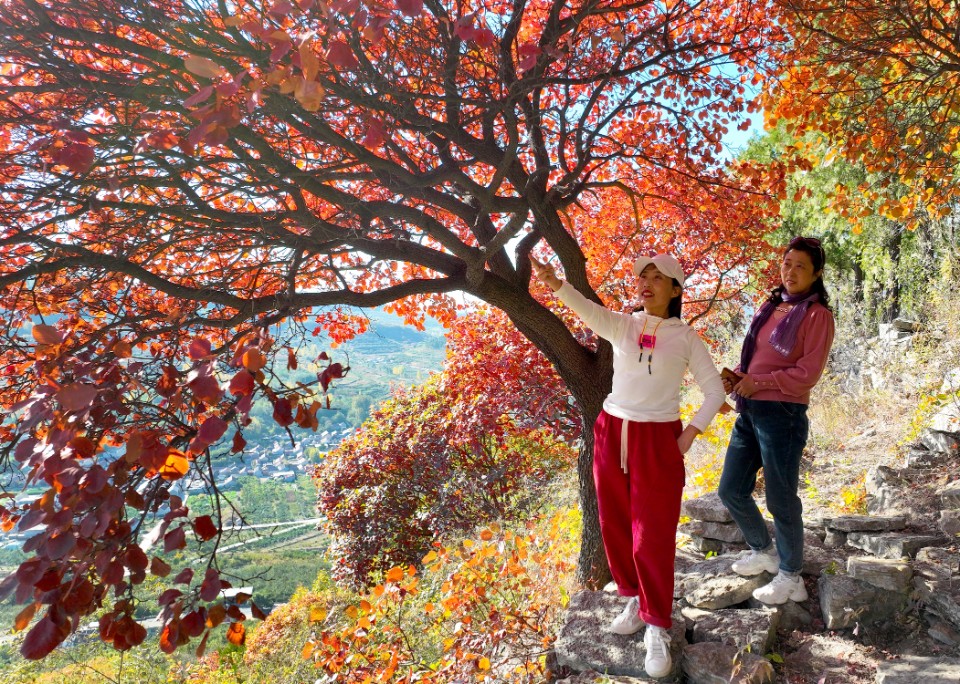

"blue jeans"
[718, 398, 809, 574]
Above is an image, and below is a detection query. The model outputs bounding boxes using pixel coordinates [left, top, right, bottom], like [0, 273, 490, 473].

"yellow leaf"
[479, 657, 491, 670]
[302, 641, 315, 659]
[309, 606, 328, 623]
[357, 616, 371, 629]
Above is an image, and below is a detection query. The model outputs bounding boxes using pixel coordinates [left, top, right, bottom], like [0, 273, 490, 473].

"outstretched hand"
[529, 256, 562, 292]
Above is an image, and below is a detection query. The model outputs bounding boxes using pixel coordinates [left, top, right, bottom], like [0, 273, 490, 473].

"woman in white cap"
[530, 253, 725, 679]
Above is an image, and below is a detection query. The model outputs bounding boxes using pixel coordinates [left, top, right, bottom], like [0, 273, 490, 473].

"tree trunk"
[575, 426, 612, 588]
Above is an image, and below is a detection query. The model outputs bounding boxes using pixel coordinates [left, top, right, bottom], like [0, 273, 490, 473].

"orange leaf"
[32, 324, 62, 345]
[226, 621, 245, 646]
[184, 55, 225, 79]
[14, 603, 37, 632]
[159, 450, 189, 481]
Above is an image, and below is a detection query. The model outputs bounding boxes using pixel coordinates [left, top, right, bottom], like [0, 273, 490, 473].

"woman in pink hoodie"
[718, 236, 835, 606]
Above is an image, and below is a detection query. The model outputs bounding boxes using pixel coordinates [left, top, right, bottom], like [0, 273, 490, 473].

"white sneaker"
[643, 625, 672, 678]
[609, 596, 643, 635]
[752, 572, 808, 605]
[731, 548, 779, 576]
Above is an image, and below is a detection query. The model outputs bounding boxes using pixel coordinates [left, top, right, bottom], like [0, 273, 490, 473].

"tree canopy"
[0, 0, 783, 658]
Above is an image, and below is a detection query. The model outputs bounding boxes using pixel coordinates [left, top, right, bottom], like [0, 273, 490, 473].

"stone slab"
[846, 557, 913, 592]
[690, 608, 779, 655]
[825, 514, 906, 532]
[817, 574, 902, 630]
[875, 656, 960, 683]
[680, 519, 745, 543]
[681, 492, 733, 523]
[681, 642, 774, 684]
[676, 556, 770, 610]
[846, 532, 945, 559]
[554, 591, 685, 680]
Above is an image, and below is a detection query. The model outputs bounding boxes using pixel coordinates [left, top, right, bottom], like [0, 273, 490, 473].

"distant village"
[1, 422, 355, 550]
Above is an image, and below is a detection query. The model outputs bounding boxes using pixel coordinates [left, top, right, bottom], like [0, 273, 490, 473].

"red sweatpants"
[593, 410, 685, 628]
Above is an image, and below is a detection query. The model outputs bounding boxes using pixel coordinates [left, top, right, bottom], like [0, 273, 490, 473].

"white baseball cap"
[632, 254, 685, 287]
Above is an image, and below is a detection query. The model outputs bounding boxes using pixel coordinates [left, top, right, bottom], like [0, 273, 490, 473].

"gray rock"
[804, 513, 834, 531]
[875, 655, 960, 683]
[685, 535, 723, 556]
[748, 598, 813, 632]
[915, 547, 960, 580]
[680, 642, 774, 684]
[927, 616, 960, 647]
[554, 591, 685, 679]
[914, 578, 960, 631]
[922, 428, 960, 454]
[940, 481, 960, 509]
[846, 532, 945, 558]
[930, 403, 960, 434]
[817, 574, 903, 630]
[865, 467, 911, 515]
[681, 492, 733, 523]
[939, 509, 960, 538]
[802, 544, 841, 576]
[677, 556, 771, 610]
[846, 557, 913, 592]
[825, 514, 906, 532]
[554, 671, 653, 684]
[904, 447, 946, 469]
[690, 608, 779, 654]
[891, 318, 920, 332]
[680, 520, 745, 543]
[822, 528, 847, 549]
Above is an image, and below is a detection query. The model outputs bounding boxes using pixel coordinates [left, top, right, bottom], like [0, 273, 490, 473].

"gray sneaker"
[609, 596, 643, 635]
[731, 548, 779, 576]
[643, 625, 672, 678]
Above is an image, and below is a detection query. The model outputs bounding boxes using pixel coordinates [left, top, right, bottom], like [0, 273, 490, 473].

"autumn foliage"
[316, 308, 578, 586]
[767, 0, 960, 230]
[301, 511, 579, 683]
[0, 0, 782, 657]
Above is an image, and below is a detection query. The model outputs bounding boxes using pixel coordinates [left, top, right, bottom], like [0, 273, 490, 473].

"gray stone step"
[875, 655, 960, 683]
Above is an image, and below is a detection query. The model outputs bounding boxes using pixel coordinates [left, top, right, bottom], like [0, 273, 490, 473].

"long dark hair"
[667, 278, 683, 319]
[767, 237, 832, 311]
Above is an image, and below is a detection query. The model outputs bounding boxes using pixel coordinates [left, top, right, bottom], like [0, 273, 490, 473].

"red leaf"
[273, 397, 294, 426]
[231, 431, 247, 453]
[174, 567, 194, 584]
[229, 369, 255, 396]
[158, 588, 182, 606]
[251, 602, 268, 620]
[396, 0, 423, 17]
[194, 515, 218, 542]
[518, 43, 541, 71]
[325, 40, 358, 70]
[52, 142, 95, 174]
[164, 526, 187, 552]
[151, 556, 171, 577]
[20, 615, 68, 660]
[362, 118, 386, 148]
[286, 346, 298, 370]
[199, 568, 222, 602]
[56, 382, 98, 412]
[188, 337, 213, 360]
[197, 416, 228, 445]
[188, 374, 223, 404]
[123, 545, 149, 573]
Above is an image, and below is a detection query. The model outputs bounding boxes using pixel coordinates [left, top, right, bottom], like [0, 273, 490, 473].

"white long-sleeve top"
[557, 281, 725, 433]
